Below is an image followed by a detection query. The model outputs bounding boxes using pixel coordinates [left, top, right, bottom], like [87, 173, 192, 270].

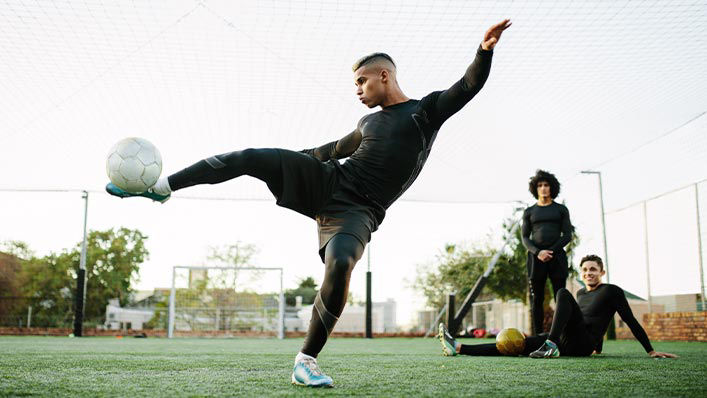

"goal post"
[167, 265, 285, 339]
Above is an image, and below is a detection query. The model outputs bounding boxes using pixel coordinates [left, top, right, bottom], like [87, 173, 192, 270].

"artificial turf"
[0, 336, 705, 397]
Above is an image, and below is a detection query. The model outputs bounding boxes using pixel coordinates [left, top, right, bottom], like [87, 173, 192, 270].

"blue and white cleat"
[438, 323, 458, 356]
[291, 357, 333, 388]
[105, 183, 170, 203]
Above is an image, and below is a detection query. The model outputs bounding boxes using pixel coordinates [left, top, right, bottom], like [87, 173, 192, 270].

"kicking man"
[439, 254, 677, 359]
[106, 20, 512, 387]
[522, 169, 573, 334]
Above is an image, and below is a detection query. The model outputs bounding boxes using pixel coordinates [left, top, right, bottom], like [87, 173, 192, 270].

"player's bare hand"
[538, 250, 553, 262]
[649, 351, 678, 358]
[482, 19, 512, 51]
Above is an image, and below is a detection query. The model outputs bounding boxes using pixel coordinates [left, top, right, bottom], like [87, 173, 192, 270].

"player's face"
[537, 181, 551, 199]
[354, 67, 385, 108]
[580, 261, 605, 287]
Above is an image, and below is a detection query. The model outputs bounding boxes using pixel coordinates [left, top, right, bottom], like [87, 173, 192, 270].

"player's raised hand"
[482, 19, 512, 51]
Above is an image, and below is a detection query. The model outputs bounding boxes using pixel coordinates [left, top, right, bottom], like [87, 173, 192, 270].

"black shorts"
[273, 149, 381, 262]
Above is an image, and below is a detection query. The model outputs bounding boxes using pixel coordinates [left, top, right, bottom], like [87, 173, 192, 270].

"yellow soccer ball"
[496, 328, 526, 356]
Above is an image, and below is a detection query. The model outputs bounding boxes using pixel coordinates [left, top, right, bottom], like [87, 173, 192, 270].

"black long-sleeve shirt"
[521, 202, 572, 255]
[302, 46, 493, 213]
[577, 284, 654, 353]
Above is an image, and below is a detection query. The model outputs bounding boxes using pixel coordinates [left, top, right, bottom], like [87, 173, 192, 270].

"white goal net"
[167, 266, 284, 339]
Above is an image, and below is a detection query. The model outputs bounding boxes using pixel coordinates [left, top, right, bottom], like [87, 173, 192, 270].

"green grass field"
[0, 336, 705, 397]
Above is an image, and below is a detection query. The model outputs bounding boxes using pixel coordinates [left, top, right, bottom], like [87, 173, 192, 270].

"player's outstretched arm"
[481, 19, 512, 51]
[300, 129, 362, 161]
[432, 19, 511, 124]
[614, 286, 677, 358]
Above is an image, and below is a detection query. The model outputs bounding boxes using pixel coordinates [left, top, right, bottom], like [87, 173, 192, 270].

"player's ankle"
[295, 351, 316, 363]
[151, 177, 172, 195]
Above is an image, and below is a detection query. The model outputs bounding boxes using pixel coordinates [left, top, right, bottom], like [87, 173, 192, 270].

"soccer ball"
[495, 328, 525, 356]
[106, 137, 162, 194]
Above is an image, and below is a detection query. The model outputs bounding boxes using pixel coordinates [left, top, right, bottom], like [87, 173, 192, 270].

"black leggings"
[459, 335, 547, 356]
[301, 233, 364, 357]
[527, 252, 567, 334]
[167, 148, 283, 197]
[459, 289, 594, 357]
[548, 288, 594, 356]
[167, 149, 365, 357]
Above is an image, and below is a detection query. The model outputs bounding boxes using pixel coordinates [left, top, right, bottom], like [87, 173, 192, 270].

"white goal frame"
[167, 265, 285, 339]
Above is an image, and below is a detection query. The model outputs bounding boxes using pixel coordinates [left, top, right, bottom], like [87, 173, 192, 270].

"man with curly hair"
[438, 254, 677, 360]
[522, 169, 573, 334]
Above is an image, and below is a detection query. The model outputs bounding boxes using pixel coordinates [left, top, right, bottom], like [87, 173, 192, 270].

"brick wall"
[616, 312, 706, 342]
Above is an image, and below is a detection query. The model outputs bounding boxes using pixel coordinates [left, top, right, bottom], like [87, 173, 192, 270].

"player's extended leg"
[439, 322, 546, 357]
[106, 148, 285, 202]
[167, 148, 283, 194]
[292, 233, 364, 387]
[530, 288, 584, 358]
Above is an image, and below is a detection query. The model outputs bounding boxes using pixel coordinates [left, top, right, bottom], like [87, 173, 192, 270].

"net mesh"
[169, 266, 283, 336]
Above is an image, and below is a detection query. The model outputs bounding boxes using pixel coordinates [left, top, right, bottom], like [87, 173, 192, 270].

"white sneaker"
[291, 356, 333, 388]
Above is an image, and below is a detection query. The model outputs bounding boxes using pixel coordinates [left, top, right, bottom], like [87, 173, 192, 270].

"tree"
[80, 228, 149, 323]
[147, 242, 263, 331]
[413, 216, 580, 312]
[3, 228, 149, 327]
[207, 242, 257, 269]
[284, 277, 319, 306]
[0, 248, 24, 325]
[19, 251, 75, 327]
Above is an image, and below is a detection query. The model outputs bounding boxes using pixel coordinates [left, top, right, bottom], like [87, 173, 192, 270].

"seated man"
[439, 254, 677, 359]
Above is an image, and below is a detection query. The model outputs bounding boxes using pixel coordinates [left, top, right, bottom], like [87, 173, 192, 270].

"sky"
[1, 0, 706, 327]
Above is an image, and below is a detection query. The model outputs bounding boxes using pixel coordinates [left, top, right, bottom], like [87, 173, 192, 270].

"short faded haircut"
[579, 254, 604, 270]
[352, 52, 396, 72]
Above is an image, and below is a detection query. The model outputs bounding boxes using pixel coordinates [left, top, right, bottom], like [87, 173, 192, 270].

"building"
[295, 298, 397, 333]
[104, 298, 154, 330]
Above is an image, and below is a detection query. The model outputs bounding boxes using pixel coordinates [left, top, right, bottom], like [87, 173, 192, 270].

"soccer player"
[439, 254, 677, 359]
[522, 170, 573, 335]
[105, 20, 512, 387]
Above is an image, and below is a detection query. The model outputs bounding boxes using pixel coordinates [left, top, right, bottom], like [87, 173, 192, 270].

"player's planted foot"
[105, 183, 171, 203]
[438, 323, 458, 356]
[291, 354, 333, 388]
[529, 339, 560, 358]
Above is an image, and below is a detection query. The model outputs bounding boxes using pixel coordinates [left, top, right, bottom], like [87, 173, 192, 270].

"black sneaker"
[529, 339, 560, 358]
[438, 323, 458, 356]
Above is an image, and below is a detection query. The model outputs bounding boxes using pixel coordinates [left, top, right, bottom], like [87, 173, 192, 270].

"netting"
[1, 1, 706, 327]
[602, 181, 707, 302]
[1, 0, 705, 203]
[167, 266, 284, 338]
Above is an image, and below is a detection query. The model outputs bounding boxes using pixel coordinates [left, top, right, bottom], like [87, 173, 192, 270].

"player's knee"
[325, 255, 356, 279]
[556, 288, 571, 300]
